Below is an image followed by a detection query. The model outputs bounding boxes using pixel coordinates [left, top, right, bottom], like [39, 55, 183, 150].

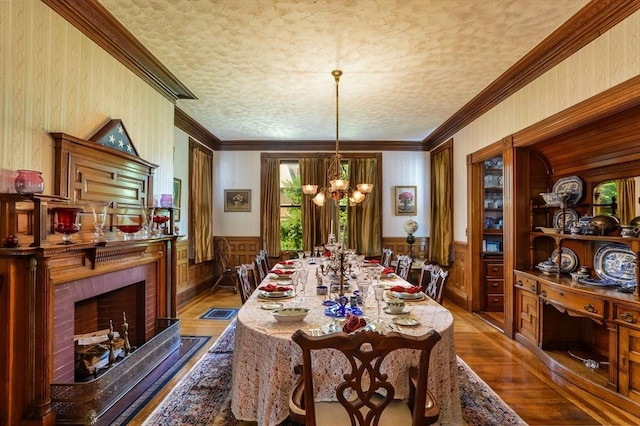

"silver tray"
[593, 243, 636, 285]
[552, 176, 583, 205]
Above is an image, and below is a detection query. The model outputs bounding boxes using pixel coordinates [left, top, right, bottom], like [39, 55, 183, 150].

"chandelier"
[302, 70, 373, 206]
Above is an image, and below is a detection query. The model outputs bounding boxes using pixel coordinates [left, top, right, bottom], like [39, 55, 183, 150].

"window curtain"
[347, 157, 381, 256]
[300, 158, 321, 251]
[262, 157, 281, 257]
[429, 145, 453, 265]
[617, 178, 636, 224]
[190, 143, 214, 264]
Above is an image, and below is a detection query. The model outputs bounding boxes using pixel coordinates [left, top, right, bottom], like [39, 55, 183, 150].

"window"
[280, 161, 301, 251]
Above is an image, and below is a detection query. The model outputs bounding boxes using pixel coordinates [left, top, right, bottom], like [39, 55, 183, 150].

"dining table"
[230, 259, 462, 425]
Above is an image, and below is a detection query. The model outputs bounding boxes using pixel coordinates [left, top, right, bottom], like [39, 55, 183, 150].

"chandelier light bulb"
[302, 184, 318, 195]
[356, 183, 373, 194]
[312, 192, 326, 206]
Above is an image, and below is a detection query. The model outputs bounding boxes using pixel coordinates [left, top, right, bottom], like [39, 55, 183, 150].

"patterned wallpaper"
[0, 0, 175, 196]
[450, 9, 640, 241]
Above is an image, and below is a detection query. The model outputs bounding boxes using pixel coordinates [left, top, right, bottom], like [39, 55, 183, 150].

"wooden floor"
[128, 288, 640, 425]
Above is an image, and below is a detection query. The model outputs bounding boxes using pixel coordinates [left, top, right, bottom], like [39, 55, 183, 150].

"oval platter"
[550, 247, 579, 273]
[552, 175, 583, 205]
[552, 208, 579, 231]
[593, 243, 636, 285]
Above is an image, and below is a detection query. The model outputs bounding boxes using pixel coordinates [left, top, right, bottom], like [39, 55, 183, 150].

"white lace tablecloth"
[230, 265, 462, 425]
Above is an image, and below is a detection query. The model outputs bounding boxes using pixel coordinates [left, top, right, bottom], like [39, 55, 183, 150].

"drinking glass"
[297, 269, 309, 303]
[372, 265, 382, 286]
[357, 281, 371, 311]
[87, 201, 111, 241]
[53, 207, 83, 244]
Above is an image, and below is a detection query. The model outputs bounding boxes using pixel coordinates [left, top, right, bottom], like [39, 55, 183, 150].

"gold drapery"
[320, 156, 340, 243]
[300, 158, 321, 250]
[617, 178, 636, 224]
[190, 142, 214, 263]
[429, 144, 453, 265]
[347, 157, 381, 256]
[262, 157, 281, 257]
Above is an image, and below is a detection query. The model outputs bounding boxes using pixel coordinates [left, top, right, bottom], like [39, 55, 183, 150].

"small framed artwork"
[224, 189, 251, 212]
[486, 240, 501, 253]
[395, 185, 417, 215]
[173, 178, 182, 221]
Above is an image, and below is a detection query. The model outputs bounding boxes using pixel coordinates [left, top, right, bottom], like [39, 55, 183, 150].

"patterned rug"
[144, 320, 526, 425]
[200, 307, 239, 320]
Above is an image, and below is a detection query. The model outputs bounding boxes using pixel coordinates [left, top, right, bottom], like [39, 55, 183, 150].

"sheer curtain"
[190, 141, 214, 263]
[429, 142, 453, 265]
[347, 157, 381, 256]
[262, 157, 281, 257]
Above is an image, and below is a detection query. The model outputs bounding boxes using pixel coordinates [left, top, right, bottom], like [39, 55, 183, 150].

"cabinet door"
[516, 287, 539, 345]
[619, 326, 640, 402]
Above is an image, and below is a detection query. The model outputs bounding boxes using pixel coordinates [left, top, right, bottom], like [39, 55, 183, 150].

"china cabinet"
[481, 156, 504, 313]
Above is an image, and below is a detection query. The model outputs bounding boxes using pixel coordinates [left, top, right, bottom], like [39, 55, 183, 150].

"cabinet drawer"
[485, 263, 503, 277]
[486, 295, 504, 310]
[514, 274, 538, 294]
[539, 283, 604, 319]
[615, 305, 640, 330]
[486, 279, 504, 294]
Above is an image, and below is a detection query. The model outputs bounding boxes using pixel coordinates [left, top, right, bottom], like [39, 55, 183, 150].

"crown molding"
[423, 0, 640, 150]
[174, 107, 220, 151]
[42, 0, 196, 103]
[217, 139, 424, 152]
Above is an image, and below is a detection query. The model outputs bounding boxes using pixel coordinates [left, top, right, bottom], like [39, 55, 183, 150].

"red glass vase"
[15, 169, 45, 194]
[53, 207, 83, 244]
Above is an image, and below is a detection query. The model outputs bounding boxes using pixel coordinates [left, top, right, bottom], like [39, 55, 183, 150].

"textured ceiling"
[99, 0, 588, 142]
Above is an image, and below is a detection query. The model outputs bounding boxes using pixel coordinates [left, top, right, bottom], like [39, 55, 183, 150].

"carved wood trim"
[175, 107, 220, 151]
[41, 0, 196, 102]
[424, 0, 640, 150]
[221, 140, 423, 151]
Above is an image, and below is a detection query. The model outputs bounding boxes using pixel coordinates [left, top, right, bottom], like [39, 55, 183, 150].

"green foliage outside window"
[281, 173, 302, 251]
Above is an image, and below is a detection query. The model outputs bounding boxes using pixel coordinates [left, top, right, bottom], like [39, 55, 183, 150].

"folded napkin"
[390, 285, 421, 294]
[342, 313, 366, 333]
[259, 284, 291, 292]
[381, 267, 395, 275]
[280, 260, 295, 265]
[367, 259, 379, 264]
[271, 269, 294, 275]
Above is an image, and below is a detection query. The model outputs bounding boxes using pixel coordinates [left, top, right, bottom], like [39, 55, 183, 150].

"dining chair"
[236, 263, 255, 304]
[289, 329, 442, 426]
[395, 254, 413, 281]
[259, 248, 271, 273]
[255, 252, 268, 282]
[211, 237, 237, 293]
[418, 263, 449, 305]
[381, 248, 393, 267]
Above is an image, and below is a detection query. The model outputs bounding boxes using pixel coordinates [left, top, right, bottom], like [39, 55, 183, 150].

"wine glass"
[87, 201, 111, 241]
[373, 284, 386, 330]
[53, 207, 83, 244]
[372, 265, 382, 286]
[297, 269, 309, 304]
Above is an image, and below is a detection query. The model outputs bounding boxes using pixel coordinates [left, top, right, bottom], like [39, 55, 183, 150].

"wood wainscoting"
[380, 236, 428, 260]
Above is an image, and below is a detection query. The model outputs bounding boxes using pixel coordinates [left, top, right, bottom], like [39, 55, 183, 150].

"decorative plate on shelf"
[484, 217, 496, 229]
[550, 247, 579, 273]
[593, 243, 637, 285]
[552, 176, 583, 205]
[552, 208, 579, 231]
[577, 277, 621, 287]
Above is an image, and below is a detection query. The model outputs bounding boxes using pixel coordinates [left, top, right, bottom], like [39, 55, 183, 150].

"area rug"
[144, 321, 526, 425]
[200, 307, 239, 320]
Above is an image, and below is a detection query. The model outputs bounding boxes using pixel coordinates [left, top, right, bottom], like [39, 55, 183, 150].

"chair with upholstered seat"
[381, 248, 393, 267]
[236, 263, 257, 304]
[394, 254, 413, 281]
[289, 329, 441, 426]
[211, 237, 237, 293]
[418, 263, 449, 305]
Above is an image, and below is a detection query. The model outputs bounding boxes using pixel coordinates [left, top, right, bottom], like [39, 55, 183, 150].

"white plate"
[383, 306, 411, 315]
[390, 291, 426, 300]
[272, 307, 309, 322]
[259, 290, 293, 299]
[550, 247, 578, 273]
[392, 316, 420, 326]
[552, 175, 583, 205]
[593, 243, 636, 285]
[261, 302, 284, 310]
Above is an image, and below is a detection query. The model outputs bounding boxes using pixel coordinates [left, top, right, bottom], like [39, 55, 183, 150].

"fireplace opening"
[74, 282, 145, 381]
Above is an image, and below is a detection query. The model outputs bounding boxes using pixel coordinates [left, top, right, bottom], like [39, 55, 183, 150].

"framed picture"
[173, 178, 182, 221]
[395, 185, 417, 215]
[486, 240, 501, 253]
[224, 189, 251, 212]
